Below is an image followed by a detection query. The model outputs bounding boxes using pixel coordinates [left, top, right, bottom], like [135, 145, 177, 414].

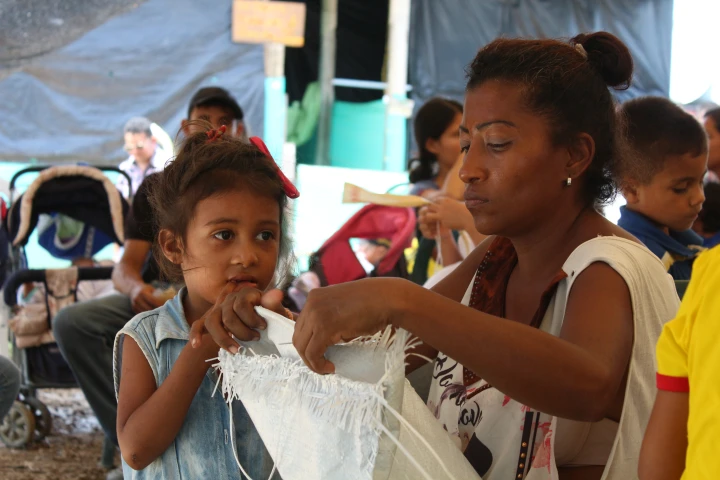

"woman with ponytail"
[409, 98, 463, 197]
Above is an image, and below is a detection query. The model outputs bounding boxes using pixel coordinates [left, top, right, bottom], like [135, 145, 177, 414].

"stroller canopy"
[6, 165, 129, 249]
[313, 205, 416, 286]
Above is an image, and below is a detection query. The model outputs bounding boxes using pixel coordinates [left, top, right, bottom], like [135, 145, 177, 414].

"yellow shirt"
[656, 246, 720, 479]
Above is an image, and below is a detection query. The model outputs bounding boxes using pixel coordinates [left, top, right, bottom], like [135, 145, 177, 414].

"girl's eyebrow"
[257, 219, 280, 228]
[205, 217, 239, 227]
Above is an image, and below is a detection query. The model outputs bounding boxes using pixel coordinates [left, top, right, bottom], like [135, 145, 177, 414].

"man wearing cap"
[183, 86, 247, 140]
[52, 86, 247, 480]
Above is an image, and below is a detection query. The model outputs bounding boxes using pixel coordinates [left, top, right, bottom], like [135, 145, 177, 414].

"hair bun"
[572, 32, 633, 90]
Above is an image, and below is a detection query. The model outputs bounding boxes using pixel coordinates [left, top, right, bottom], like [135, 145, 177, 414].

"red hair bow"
[206, 125, 227, 142]
[249, 137, 300, 199]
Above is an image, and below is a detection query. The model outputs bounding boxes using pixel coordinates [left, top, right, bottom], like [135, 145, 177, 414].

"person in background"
[703, 107, 720, 183]
[408, 98, 463, 197]
[117, 117, 169, 198]
[693, 182, 720, 248]
[0, 356, 21, 423]
[638, 246, 720, 480]
[52, 86, 247, 480]
[183, 87, 248, 141]
[617, 96, 708, 280]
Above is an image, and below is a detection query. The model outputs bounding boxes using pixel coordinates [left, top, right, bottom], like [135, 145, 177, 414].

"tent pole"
[315, 0, 338, 166]
[383, 0, 412, 172]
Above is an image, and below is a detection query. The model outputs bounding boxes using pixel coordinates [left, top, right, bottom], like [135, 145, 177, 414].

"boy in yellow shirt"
[639, 246, 720, 479]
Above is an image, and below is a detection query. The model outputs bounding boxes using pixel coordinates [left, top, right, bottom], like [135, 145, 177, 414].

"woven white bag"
[213, 307, 481, 480]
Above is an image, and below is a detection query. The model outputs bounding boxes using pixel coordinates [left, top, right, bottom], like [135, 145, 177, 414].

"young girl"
[408, 97, 463, 197]
[113, 125, 295, 479]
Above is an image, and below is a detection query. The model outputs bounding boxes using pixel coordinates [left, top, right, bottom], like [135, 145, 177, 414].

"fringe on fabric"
[212, 327, 452, 480]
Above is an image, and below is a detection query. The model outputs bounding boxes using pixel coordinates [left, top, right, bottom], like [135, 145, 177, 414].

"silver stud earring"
[566, 177, 572, 187]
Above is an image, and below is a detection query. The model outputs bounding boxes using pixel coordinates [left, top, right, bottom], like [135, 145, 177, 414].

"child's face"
[625, 152, 707, 232]
[179, 189, 280, 313]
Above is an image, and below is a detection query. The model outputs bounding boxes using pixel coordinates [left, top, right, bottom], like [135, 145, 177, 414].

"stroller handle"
[3, 267, 114, 307]
[9, 166, 133, 196]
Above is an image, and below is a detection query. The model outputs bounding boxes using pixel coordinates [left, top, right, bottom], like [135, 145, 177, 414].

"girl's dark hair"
[409, 97, 463, 184]
[705, 107, 720, 132]
[466, 31, 634, 205]
[149, 122, 293, 286]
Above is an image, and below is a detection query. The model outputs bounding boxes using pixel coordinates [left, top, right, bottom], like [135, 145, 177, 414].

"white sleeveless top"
[427, 237, 679, 480]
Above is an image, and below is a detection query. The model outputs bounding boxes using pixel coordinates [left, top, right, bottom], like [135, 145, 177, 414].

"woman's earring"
[566, 177, 572, 187]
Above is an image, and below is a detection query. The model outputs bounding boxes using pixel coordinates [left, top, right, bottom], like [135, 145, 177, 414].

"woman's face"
[459, 80, 575, 237]
[704, 116, 720, 172]
[428, 113, 463, 170]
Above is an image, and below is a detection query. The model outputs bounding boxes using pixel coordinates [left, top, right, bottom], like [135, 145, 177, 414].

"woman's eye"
[213, 231, 233, 241]
[672, 187, 688, 194]
[257, 231, 275, 241]
[487, 142, 510, 151]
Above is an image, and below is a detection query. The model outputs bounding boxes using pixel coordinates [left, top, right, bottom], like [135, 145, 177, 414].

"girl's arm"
[116, 335, 217, 470]
[638, 390, 688, 480]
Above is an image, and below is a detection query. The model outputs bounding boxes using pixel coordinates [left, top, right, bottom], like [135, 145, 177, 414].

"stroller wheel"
[24, 397, 53, 441]
[0, 401, 36, 448]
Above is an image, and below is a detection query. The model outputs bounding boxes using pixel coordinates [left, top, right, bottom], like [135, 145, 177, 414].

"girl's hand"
[196, 333, 223, 362]
[188, 283, 291, 354]
[293, 278, 402, 374]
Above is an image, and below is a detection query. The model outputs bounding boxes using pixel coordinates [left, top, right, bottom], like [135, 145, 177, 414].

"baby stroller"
[0, 165, 129, 457]
[286, 205, 416, 310]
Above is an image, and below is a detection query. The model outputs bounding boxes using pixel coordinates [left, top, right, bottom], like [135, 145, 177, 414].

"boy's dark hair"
[409, 98, 463, 184]
[124, 117, 153, 137]
[619, 96, 708, 185]
[149, 122, 292, 285]
[466, 31, 633, 206]
[705, 107, 720, 132]
[699, 182, 720, 234]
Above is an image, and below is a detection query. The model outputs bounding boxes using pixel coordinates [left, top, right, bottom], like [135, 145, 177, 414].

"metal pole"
[315, 0, 338, 166]
[263, 42, 287, 163]
[383, 0, 413, 172]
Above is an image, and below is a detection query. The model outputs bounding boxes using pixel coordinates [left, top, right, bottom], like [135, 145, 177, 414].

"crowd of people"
[2, 29, 720, 480]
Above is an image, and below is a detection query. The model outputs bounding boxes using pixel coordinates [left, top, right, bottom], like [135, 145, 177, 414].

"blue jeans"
[0, 355, 21, 420]
[53, 294, 134, 445]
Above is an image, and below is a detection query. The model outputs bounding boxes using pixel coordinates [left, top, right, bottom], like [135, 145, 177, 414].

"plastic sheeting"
[0, 0, 146, 74]
[409, 0, 674, 105]
[0, 0, 265, 165]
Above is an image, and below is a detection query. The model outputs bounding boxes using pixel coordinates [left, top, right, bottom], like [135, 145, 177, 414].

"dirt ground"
[0, 389, 120, 480]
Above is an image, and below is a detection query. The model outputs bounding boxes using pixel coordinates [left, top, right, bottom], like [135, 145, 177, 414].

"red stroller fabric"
[313, 205, 416, 285]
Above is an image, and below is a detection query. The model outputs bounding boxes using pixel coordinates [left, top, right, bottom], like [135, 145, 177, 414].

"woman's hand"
[418, 205, 451, 240]
[189, 283, 291, 354]
[293, 278, 405, 374]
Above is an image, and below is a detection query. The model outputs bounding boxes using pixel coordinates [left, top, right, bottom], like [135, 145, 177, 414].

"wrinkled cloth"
[215, 307, 481, 480]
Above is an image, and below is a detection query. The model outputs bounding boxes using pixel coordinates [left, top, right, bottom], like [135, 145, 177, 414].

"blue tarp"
[409, 0, 674, 104]
[0, 0, 265, 165]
